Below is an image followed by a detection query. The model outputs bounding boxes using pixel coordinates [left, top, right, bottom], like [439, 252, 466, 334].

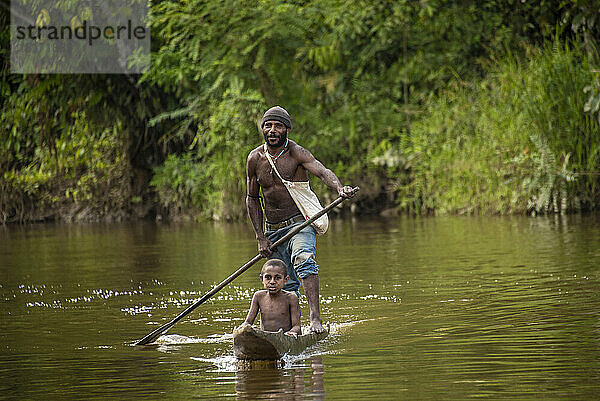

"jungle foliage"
[1, 0, 599, 223]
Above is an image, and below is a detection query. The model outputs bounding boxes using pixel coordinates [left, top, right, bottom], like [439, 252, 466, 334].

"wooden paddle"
[134, 186, 359, 345]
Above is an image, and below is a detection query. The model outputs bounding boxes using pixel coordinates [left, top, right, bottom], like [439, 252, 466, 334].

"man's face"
[263, 120, 288, 148]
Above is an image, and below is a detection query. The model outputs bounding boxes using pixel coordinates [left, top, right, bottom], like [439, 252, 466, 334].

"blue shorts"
[266, 222, 319, 294]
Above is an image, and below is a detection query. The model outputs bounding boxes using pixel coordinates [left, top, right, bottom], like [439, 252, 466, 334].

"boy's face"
[260, 265, 289, 294]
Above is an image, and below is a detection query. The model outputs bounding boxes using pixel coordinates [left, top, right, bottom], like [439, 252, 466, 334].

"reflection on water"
[234, 356, 325, 400]
[1, 215, 600, 399]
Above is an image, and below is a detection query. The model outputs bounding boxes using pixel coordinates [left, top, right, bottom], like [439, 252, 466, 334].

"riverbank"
[2, 4, 598, 224]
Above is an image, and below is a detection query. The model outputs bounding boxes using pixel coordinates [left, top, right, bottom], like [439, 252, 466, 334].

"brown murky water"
[1, 215, 599, 399]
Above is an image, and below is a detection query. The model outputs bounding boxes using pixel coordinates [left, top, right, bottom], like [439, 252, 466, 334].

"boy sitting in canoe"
[240, 259, 301, 338]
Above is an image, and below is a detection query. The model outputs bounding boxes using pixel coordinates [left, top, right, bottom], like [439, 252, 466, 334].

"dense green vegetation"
[1, 0, 599, 223]
[399, 41, 600, 215]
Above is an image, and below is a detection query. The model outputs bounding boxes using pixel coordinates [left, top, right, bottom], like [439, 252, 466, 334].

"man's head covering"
[260, 106, 292, 129]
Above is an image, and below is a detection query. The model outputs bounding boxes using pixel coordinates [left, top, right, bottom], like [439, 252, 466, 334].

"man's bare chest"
[256, 154, 304, 187]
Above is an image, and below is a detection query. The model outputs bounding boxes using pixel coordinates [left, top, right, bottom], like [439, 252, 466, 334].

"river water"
[1, 215, 599, 400]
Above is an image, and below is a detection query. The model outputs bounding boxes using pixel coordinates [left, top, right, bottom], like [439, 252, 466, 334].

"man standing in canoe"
[246, 106, 355, 333]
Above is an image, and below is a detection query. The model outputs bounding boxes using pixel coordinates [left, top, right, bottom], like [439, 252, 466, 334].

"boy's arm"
[284, 293, 302, 337]
[243, 292, 260, 326]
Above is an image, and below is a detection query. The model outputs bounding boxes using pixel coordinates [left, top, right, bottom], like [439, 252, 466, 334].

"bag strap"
[263, 144, 291, 186]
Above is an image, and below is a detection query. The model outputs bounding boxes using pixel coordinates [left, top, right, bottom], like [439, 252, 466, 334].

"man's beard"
[263, 131, 287, 148]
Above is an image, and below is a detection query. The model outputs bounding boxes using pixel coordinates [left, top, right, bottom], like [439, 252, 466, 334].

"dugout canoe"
[233, 324, 329, 360]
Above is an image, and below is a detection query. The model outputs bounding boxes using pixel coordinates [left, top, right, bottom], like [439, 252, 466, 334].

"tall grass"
[521, 41, 599, 211]
[397, 40, 599, 215]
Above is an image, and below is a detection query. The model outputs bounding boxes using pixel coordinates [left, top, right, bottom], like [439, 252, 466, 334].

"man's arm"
[294, 146, 355, 198]
[246, 152, 272, 257]
[284, 293, 302, 337]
